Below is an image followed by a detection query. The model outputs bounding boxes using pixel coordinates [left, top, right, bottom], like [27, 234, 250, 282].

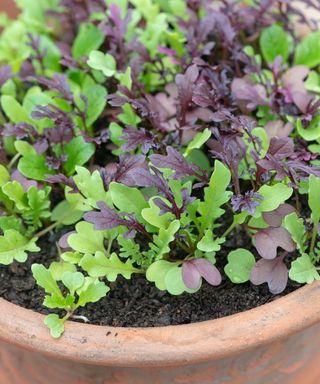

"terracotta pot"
[0, 0, 19, 19]
[0, 282, 320, 384]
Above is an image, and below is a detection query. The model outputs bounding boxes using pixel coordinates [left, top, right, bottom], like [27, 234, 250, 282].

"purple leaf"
[34, 74, 73, 102]
[150, 147, 200, 179]
[11, 170, 38, 192]
[231, 78, 267, 110]
[0, 65, 12, 87]
[58, 231, 75, 249]
[231, 190, 263, 215]
[46, 174, 78, 191]
[121, 126, 156, 154]
[250, 257, 288, 294]
[264, 120, 293, 139]
[182, 259, 222, 289]
[84, 201, 125, 230]
[262, 204, 296, 228]
[268, 137, 294, 159]
[254, 227, 296, 260]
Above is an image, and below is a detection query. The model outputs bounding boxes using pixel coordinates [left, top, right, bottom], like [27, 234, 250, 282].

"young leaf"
[289, 254, 320, 284]
[198, 160, 232, 230]
[197, 230, 224, 252]
[0, 231, 39, 265]
[283, 212, 307, 253]
[182, 259, 222, 289]
[184, 128, 211, 157]
[294, 31, 320, 68]
[254, 227, 295, 260]
[68, 221, 106, 255]
[80, 252, 140, 281]
[250, 257, 288, 294]
[72, 23, 104, 60]
[87, 51, 117, 77]
[148, 220, 180, 260]
[260, 25, 291, 63]
[224, 249, 256, 284]
[62, 272, 85, 295]
[32, 264, 64, 299]
[63, 137, 95, 176]
[109, 182, 148, 217]
[44, 314, 65, 339]
[77, 281, 110, 307]
[255, 184, 293, 215]
[308, 175, 320, 225]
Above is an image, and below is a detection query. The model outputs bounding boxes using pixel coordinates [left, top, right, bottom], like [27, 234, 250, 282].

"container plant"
[0, 0, 320, 383]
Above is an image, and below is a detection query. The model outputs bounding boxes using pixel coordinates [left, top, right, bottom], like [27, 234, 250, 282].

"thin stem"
[8, 153, 21, 170]
[34, 221, 60, 238]
[310, 220, 319, 254]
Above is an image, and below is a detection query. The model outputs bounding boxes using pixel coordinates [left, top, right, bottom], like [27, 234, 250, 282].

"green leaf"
[62, 271, 85, 295]
[49, 261, 77, 281]
[63, 136, 95, 176]
[61, 252, 83, 264]
[142, 199, 173, 229]
[289, 254, 320, 283]
[14, 140, 37, 156]
[0, 216, 23, 232]
[256, 183, 293, 215]
[224, 249, 256, 283]
[77, 281, 110, 307]
[51, 200, 83, 225]
[0, 164, 10, 187]
[0, 231, 39, 265]
[81, 252, 140, 281]
[184, 128, 211, 157]
[294, 31, 320, 68]
[44, 314, 65, 339]
[32, 264, 64, 298]
[260, 25, 291, 63]
[308, 174, 320, 224]
[72, 23, 104, 60]
[68, 221, 106, 255]
[148, 220, 180, 260]
[109, 182, 148, 217]
[18, 155, 52, 181]
[1, 95, 32, 124]
[146, 260, 175, 290]
[283, 212, 307, 253]
[198, 160, 232, 230]
[165, 266, 199, 295]
[87, 51, 117, 77]
[78, 75, 107, 126]
[2, 181, 26, 210]
[297, 117, 320, 142]
[197, 230, 224, 252]
[305, 71, 320, 93]
[72, 167, 109, 210]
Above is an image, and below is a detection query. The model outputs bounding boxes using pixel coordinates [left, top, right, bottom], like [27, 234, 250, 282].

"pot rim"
[0, 282, 320, 367]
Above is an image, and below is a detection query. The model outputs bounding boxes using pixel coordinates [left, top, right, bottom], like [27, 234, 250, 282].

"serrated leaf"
[148, 220, 180, 259]
[32, 264, 64, 298]
[49, 261, 77, 281]
[289, 254, 320, 284]
[197, 230, 224, 252]
[0, 231, 39, 265]
[224, 249, 256, 283]
[68, 221, 106, 255]
[77, 281, 110, 307]
[81, 252, 140, 281]
[283, 212, 307, 253]
[198, 160, 232, 230]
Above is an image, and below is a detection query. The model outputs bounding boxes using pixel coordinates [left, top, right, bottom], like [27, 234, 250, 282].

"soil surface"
[0, 230, 301, 327]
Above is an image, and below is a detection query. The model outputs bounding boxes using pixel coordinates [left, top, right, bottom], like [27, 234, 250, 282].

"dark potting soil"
[0, 230, 301, 327]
